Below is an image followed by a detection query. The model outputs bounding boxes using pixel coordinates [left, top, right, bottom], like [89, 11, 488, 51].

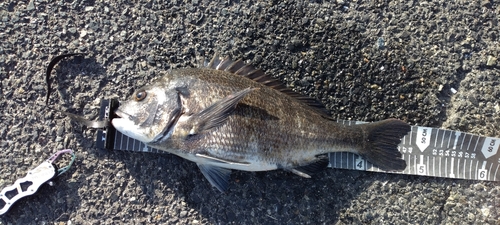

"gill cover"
[112, 84, 182, 144]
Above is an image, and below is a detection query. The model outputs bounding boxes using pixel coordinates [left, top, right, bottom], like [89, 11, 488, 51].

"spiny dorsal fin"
[205, 55, 331, 116]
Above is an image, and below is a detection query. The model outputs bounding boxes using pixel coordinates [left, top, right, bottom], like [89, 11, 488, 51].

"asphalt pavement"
[0, 0, 499, 224]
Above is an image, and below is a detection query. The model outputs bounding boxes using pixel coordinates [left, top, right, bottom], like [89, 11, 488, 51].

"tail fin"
[358, 119, 411, 171]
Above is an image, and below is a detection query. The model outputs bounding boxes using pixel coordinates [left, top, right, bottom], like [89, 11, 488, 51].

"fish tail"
[357, 119, 411, 171]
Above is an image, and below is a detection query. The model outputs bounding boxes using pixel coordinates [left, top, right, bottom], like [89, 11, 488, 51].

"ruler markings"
[488, 163, 493, 180]
[119, 134, 124, 150]
[438, 129, 443, 148]
[458, 132, 464, 149]
[408, 126, 413, 144]
[117, 132, 121, 150]
[413, 155, 416, 174]
[458, 158, 462, 178]
[333, 152, 336, 168]
[473, 137, 480, 153]
[114, 130, 118, 150]
[435, 129, 440, 148]
[119, 133, 123, 150]
[432, 156, 435, 177]
[466, 134, 472, 153]
[446, 131, 453, 149]
[132, 139, 137, 151]
[439, 157, 442, 178]
[427, 155, 430, 176]
[125, 135, 130, 151]
[460, 132, 465, 149]
[350, 153, 352, 169]
[434, 128, 438, 147]
[494, 164, 499, 181]
[450, 158, 454, 178]
[455, 132, 461, 150]
[128, 136, 133, 151]
[468, 159, 472, 180]
[120, 134, 126, 149]
[440, 129, 445, 149]
[445, 158, 448, 177]
[341, 152, 344, 169]
[347, 153, 350, 169]
[351, 153, 354, 170]
[414, 155, 417, 174]
[462, 159, 467, 179]
[474, 161, 478, 180]
[346, 152, 349, 168]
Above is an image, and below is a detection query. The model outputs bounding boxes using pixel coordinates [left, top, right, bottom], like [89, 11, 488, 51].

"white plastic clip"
[0, 149, 75, 215]
[0, 161, 56, 215]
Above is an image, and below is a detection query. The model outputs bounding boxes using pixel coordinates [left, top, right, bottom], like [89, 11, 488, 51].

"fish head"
[112, 78, 183, 144]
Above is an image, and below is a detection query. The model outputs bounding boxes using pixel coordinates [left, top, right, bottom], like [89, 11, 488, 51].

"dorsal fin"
[205, 55, 331, 117]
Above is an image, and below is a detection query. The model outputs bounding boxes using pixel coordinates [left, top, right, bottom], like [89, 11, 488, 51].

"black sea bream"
[112, 56, 411, 192]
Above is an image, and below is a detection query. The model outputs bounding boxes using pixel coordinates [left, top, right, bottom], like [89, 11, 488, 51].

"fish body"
[112, 57, 411, 192]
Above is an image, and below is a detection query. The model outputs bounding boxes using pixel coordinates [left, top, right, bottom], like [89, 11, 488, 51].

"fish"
[111, 56, 411, 192]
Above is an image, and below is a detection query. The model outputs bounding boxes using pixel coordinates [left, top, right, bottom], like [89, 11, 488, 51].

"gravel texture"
[1, 0, 499, 224]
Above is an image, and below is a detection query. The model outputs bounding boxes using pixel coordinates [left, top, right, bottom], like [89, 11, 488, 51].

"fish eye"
[134, 90, 147, 101]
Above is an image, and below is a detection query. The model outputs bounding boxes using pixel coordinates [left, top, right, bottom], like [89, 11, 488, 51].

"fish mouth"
[111, 109, 124, 125]
[111, 109, 156, 143]
[111, 109, 133, 127]
[113, 109, 141, 125]
[114, 110, 125, 119]
[111, 110, 140, 136]
[112, 110, 127, 126]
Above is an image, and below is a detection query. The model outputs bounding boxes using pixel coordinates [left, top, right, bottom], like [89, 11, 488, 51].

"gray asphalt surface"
[1, 0, 499, 224]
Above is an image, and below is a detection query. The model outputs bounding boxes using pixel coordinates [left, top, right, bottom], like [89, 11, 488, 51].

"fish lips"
[111, 110, 157, 143]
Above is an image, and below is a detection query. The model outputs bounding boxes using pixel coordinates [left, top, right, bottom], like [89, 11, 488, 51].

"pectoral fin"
[197, 164, 232, 192]
[188, 88, 255, 135]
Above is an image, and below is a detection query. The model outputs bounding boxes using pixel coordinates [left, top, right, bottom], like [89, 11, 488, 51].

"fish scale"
[167, 69, 340, 157]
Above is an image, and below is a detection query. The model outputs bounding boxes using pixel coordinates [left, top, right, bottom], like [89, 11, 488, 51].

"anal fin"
[289, 154, 329, 178]
[197, 164, 232, 192]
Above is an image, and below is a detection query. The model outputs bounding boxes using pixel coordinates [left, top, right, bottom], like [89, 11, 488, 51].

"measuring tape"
[95, 99, 499, 182]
